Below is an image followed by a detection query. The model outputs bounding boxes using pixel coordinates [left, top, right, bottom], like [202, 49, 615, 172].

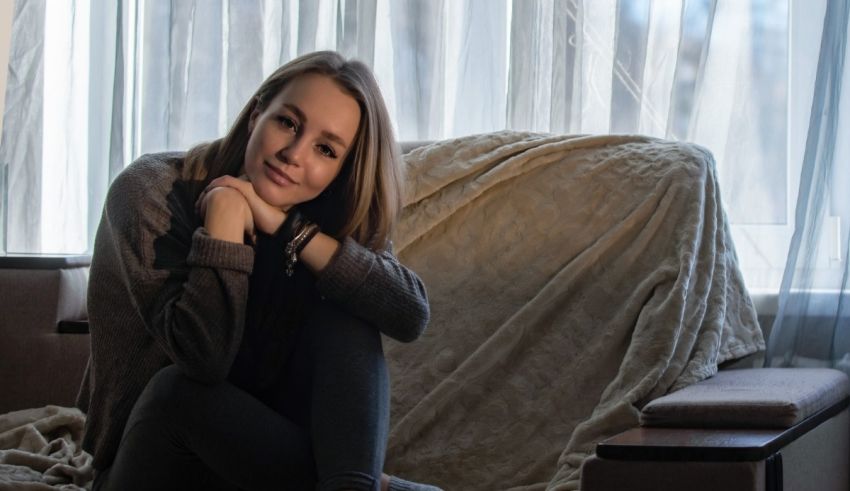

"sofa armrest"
[583, 368, 850, 491]
[57, 319, 90, 334]
[598, 396, 849, 462]
[0, 255, 91, 413]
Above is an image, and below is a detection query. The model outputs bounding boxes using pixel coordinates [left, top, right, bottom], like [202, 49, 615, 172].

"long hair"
[183, 51, 403, 250]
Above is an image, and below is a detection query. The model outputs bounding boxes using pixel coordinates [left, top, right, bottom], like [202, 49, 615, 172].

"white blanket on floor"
[0, 405, 92, 490]
[382, 131, 764, 490]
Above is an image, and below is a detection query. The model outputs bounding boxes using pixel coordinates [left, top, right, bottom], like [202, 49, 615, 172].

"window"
[3, 0, 836, 296]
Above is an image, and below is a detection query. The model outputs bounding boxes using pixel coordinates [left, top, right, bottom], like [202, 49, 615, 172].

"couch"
[1, 132, 845, 490]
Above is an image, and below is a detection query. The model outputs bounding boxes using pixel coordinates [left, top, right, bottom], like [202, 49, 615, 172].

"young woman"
[77, 51, 441, 491]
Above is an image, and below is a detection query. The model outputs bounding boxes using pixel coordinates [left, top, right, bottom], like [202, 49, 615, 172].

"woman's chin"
[268, 197, 295, 211]
[270, 196, 297, 213]
[254, 183, 292, 210]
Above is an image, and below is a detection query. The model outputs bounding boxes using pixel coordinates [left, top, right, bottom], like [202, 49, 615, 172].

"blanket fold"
[383, 131, 763, 490]
[0, 405, 92, 490]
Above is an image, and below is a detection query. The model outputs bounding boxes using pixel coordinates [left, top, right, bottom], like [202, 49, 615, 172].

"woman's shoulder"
[115, 151, 187, 186]
[107, 152, 186, 200]
[104, 152, 191, 226]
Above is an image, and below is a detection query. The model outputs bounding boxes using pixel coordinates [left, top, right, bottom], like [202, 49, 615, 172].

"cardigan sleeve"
[315, 236, 430, 342]
[99, 161, 255, 383]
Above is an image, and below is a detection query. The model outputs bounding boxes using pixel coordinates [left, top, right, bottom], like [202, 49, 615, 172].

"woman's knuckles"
[205, 187, 250, 213]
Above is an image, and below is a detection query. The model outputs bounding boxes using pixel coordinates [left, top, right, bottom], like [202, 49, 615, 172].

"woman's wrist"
[203, 188, 253, 244]
[273, 208, 302, 243]
[283, 219, 321, 276]
[298, 232, 341, 274]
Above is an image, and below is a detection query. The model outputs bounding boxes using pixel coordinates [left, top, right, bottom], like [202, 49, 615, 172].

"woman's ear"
[248, 109, 259, 133]
[247, 98, 262, 132]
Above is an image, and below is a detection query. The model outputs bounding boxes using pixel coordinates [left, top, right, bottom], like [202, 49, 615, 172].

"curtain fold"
[1, 0, 45, 253]
[766, 0, 850, 372]
[337, 0, 377, 66]
[389, 0, 446, 140]
[610, 0, 650, 134]
[226, 0, 264, 130]
[451, 0, 508, 137]
[507, 0, 554, 132]
[89, 0, 121, 247]
[638, 0, 680, 136]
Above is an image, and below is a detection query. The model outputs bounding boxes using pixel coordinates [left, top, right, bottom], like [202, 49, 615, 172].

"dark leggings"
[94, 300, 390, 491]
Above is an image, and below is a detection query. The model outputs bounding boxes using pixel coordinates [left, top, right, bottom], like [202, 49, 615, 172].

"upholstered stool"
[582, 368, 850, 491]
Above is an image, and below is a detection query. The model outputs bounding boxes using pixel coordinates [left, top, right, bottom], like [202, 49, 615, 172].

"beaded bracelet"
[284, 221, 320, 277]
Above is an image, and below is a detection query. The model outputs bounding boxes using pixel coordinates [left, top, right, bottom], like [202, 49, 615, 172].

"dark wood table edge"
[596, 395, 850, 462]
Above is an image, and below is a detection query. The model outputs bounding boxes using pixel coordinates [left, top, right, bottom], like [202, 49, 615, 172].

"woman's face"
[243, 73, 361, 211]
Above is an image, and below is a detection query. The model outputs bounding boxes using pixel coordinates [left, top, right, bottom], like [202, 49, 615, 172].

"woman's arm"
[202, 187, 254, 244]
[202, 174, 430, 342]
[311, 236, 430, 343]
[98, 162, 255, 384]
[298, 231, 340, 273]
[249, 217, 429, 343]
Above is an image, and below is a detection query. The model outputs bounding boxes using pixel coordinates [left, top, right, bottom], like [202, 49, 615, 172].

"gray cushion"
[641, 368, 850, 428]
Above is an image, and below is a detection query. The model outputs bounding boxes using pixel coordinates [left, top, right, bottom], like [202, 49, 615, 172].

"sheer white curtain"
[1, 0, 791, 293]
[766, 0, 850, 371]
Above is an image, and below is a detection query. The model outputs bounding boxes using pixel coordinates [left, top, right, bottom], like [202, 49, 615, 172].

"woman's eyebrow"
[283, 103, 308, 123]
[283, 102, 349, 149]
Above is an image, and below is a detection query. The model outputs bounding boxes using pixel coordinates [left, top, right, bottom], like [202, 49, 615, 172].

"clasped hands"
[195, 175, 286, 245]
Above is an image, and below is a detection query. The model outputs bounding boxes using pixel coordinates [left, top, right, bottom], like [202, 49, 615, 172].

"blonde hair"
[183, 51, 403, 250]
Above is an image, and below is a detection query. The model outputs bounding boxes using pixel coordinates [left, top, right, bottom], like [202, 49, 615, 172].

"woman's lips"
[264, 161, 297, 186]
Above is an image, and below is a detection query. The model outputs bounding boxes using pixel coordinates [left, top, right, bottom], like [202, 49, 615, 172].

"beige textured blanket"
[383, 131, 764, 490]
[0, 406, 92, 490]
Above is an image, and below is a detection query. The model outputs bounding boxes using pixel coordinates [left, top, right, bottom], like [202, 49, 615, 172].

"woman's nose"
[277, 135, 308, 166]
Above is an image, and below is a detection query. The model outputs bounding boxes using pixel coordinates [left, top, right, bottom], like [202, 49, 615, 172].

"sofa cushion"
[640, 368, 850, 428]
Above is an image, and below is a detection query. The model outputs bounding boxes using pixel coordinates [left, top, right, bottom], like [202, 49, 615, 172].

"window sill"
[57, 319, 90, 334]
[0, 254, 91, 269]
[750, 291, 779, 317]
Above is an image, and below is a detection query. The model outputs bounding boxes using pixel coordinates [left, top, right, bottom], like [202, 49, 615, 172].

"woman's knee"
[304, 300, 383, 349]
[300, 301, 388, 384]
[129, 365, 208, 426]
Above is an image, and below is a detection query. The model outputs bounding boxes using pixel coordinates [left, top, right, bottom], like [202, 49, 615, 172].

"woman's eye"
[278, 116, 297, 132]
[318, 144, 337, 158]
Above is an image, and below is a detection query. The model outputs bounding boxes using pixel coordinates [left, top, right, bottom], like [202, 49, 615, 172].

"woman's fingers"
[197, 175, 248, 217]
[208, 175, 250, 194]
[199, 174, 285, 235]
[201, 187, 255, 241]
[195, 190, 206, 215]
[209, 175, 286, 235]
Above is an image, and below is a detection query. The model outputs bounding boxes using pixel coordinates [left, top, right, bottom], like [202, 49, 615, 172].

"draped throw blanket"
[0, 406, 91, 490]
[383, 131, 764, 490]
